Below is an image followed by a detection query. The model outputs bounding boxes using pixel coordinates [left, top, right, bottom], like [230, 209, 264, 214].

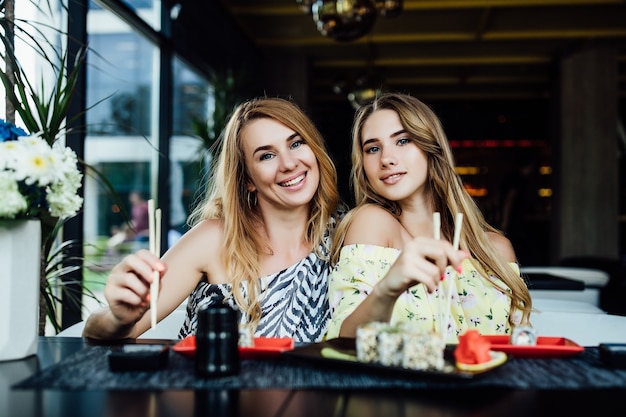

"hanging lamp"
[305, 0, 403, 42]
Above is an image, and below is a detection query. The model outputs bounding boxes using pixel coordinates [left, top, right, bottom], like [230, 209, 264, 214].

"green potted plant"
[0, 0, 107, 337]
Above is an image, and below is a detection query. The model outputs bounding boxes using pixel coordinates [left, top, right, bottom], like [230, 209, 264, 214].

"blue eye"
[291, 139, 304, 149]
[364, 145, 380, 154]
[397, 137, 410, 146]
[259, 153, 274, 161]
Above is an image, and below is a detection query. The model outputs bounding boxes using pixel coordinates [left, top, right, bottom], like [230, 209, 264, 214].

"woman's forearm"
[82, 308, 137, 340]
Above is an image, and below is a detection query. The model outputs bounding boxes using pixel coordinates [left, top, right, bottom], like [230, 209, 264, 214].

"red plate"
[481, 335, 584, 357]
[172, 335, 294, 359]
[239, 337, 295, 359]
[172, 335, 197, 358]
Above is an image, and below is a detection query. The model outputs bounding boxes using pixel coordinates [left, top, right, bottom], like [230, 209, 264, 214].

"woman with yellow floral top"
[327, 92, 532, 342]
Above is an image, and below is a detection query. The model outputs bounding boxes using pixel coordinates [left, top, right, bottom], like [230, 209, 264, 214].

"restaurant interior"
[3, 2, 626, 416]
[106, 0, 626, 317]
[221, 1, 626, 250]
[1, 0, 625, 332]
[210, 0, 626, 267]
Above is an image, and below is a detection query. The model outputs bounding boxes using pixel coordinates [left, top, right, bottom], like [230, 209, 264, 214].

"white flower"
[0, 130, 83, 220]
[0, 172, 28, 218]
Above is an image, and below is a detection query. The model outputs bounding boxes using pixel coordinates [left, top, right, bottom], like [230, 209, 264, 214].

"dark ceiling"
[219, 0, 626, 104]
[216, 1, 626, 199]
[209, 1, 626, 209]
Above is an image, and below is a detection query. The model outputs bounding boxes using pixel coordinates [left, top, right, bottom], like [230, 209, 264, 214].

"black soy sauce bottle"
[195, 304, 240, 377]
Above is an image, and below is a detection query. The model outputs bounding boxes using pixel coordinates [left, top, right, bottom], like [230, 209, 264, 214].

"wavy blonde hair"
[331, 92, 532, 326]
[189, 97, 339, 332]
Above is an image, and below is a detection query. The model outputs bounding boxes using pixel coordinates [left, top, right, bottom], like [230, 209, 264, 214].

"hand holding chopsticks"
[148, 199, 162, 330]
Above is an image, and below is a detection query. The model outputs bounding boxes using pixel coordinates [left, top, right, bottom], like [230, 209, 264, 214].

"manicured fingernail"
[457, 266, 463, 274]
[440, 273, 445, 281]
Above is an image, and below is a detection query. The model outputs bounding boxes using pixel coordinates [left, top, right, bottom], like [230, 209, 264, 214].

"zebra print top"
[178, 226, 333, 343]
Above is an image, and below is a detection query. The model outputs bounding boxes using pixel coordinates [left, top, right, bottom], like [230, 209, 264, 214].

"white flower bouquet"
[0, 119, 83, 220]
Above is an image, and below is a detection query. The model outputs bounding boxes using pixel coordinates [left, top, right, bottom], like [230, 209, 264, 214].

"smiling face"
[360, 109, 429, 204]
[241, 117, 320, 212]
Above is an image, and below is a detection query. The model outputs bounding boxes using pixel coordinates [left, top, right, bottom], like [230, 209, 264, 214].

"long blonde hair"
[188, 97, 339, 331]
[331, 92, 532, 325]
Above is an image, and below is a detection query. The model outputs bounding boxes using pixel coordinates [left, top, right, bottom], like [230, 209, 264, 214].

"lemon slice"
[456, 350, 507, 372]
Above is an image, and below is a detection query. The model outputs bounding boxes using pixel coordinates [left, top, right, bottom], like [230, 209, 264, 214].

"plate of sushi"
[284, 325, 508, 380]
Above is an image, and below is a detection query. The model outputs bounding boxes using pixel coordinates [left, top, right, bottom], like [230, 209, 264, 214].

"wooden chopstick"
[148, 199, 161, 330]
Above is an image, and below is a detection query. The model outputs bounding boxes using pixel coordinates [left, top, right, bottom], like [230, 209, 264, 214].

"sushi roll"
[402, 329, 445, 371]
[378, 326, 404, 366]
[356, 321, 386, 363]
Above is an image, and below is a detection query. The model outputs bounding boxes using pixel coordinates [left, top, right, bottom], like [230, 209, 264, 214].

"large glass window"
[82, 6, 159, 319]
[90, 0, 161, 31]
[86, 33, 153, 136]
[170, 57, 213, 244]
[4, 0, 212, 332]
[81, 5, 212, 322]
[84, 8, 157, 245]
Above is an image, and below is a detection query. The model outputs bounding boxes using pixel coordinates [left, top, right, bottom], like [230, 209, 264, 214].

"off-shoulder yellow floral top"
[327, 244, 521, 342]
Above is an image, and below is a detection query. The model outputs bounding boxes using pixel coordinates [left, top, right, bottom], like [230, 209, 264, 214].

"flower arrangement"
[1, 2, 96, 336]
[0, 118, 83, 221]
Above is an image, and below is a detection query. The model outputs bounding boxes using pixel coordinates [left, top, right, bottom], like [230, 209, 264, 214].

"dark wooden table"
[2, 337, 626, 417]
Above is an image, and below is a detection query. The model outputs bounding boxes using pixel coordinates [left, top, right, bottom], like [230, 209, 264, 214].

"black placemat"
[14, 345, 626, 391]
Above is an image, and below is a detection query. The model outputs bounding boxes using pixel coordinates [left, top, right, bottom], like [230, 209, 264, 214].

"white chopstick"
[452, 212, 463, 250]
[433, 212, 446, 336]
[433, 212, 463, 339]
[148, 199, 161, 330]
[433, 212, 441, 241]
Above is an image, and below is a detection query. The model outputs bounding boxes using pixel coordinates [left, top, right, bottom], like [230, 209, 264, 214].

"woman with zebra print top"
[83, 97, 342, 342]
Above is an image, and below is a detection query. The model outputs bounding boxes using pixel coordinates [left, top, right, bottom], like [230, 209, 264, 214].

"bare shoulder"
[168, 219, 224, 252]
[343, 204, 402, 248]
[162, 219, 226, 281]
[486, 231, 517, 263]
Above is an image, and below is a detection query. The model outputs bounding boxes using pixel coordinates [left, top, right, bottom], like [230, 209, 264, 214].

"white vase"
[0, 219, 41, 362]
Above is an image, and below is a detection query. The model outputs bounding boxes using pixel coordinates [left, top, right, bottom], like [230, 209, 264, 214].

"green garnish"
[321, 347, 358, 362]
